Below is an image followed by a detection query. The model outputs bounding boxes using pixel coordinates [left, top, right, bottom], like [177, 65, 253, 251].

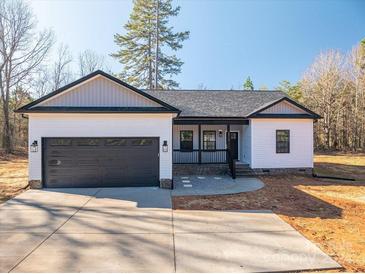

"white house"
[16, 71, 320, 189]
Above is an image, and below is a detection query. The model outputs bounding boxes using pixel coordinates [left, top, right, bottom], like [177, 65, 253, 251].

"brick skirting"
[173, 164, 313, 177]
[252, 168, 313, 175]
[173, 164, 229, 176]
[29, 180, 42, 189]
[160, 179, 173, 189]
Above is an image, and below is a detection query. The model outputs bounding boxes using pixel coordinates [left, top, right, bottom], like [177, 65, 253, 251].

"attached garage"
[16, 71, 179, 189]
[43, 137, 159, 188]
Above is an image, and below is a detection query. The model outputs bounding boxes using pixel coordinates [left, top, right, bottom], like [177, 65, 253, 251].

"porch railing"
[173, 149, 227, 164]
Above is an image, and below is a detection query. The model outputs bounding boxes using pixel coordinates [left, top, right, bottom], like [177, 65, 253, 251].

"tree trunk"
[148, 18, 153, 89]
[154, 0, 160, 89]
[2, 105, 13, 153]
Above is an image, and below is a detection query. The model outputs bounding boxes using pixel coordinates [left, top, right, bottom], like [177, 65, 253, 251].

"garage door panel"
[48, 160, 99, 168]
[102, 163, 128, 170]
[48, 170, 101, 179]
[77, 160, 100, 166]
[44, 137, 159, 188]
[48, 151, 72, 157]
[48, 167, 101, 173]
[48, 176, 102, 187]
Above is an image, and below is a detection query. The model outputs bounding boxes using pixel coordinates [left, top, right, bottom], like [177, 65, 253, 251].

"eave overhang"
[246, 97, 322, 119]
[15, 106, 178, 114]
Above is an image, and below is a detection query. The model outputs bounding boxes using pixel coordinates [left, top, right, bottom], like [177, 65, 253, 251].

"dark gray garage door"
[43, 137, 159, 188]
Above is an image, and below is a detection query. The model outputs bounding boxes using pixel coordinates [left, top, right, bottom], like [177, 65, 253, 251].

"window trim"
[76, 138, 100, 146]
[49, 138, 72, 146]
[203, 130, 216, 151]
[276, 129, 290, 154]
[180, 130, 193, 151]
[131, 139, 153, 146]
[105, 138, 128, 146]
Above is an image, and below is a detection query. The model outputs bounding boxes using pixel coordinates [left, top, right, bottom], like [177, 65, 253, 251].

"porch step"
[228, 171, 256, 177]
[236, 162, 250, 168]
[228, 165, 256, 177]
[236, 166, 252, 171]
[236, 172, 256, 177]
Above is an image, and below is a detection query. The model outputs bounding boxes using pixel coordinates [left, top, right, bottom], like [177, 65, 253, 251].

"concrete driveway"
[0, 187, 340, 272]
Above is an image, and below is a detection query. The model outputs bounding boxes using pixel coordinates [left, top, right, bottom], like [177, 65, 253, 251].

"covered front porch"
[172, 118, 251, 177]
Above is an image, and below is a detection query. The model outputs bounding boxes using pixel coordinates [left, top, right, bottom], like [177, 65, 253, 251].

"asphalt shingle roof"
[145, 90, 288, 117]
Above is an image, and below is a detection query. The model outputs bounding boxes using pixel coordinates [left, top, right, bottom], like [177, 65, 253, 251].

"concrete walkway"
[0, 187, 341, 272]
[173, 175, 265, 196]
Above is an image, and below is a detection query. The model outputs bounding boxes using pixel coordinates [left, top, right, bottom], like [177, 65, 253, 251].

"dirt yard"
[174, 153, 365, 272]
[0, 153, 28, 204]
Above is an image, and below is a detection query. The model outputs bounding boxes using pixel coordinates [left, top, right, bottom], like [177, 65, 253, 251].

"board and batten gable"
[260, 100, 307, 114]
[28, 113, 175, 181]
[35, 75, 161, 108]
[250, 119, 313, 169]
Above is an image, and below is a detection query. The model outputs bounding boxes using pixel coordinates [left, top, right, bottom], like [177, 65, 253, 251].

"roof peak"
[145, 89, 284, 93]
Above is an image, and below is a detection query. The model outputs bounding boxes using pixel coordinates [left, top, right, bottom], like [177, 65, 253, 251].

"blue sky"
[30, 0, 365, 89]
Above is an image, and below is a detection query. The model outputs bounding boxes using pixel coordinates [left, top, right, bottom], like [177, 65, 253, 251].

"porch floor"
[172, 175, 265, 196]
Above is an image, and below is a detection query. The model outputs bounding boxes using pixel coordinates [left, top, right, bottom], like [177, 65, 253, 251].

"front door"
[227, 132, 239, 160]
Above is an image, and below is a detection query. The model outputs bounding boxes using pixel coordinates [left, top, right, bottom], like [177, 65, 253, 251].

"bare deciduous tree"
[52, 44, 73, 90]
[32, 66, 50, 98]
[31, 44, 74, 99]
[301, 50, 349, 149]
[347, 44, 365, 150]
[11, 86, 30, 148]
[300, 43, 365, 151]
[78, 49, 106, 76]
[0, 0, 54, 153]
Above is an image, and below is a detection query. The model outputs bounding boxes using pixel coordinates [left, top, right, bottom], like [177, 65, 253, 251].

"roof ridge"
[145, 89, 284, 93]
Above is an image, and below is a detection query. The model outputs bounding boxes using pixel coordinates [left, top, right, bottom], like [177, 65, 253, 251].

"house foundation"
[173, 164, 229, 176]
[29, 180, 42, 189]
[252, 168, 313, 176]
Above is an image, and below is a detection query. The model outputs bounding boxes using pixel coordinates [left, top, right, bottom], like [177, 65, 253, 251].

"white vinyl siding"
[28, 113, 174, 181]
[250, 119, 313, 168]
[261, 100, 307, 114]
[36, 76, 160, 107]
[241, 124, 252, 165]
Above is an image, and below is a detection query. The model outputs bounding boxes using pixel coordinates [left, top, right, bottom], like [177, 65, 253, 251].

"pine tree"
[243, 76, 254, 90]
[112, 0, 189, 89]
[277, 80, 303, 101]
[359, 38, 365, 70]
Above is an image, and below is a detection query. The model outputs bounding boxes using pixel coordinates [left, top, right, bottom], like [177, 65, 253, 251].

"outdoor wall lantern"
[162, 140, 168, 152]
[30, 140, 38, 152]
[218, 130, 223, 137]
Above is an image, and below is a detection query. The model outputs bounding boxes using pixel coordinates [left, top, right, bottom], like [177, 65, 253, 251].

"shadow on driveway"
[0, 185, 342, 272]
